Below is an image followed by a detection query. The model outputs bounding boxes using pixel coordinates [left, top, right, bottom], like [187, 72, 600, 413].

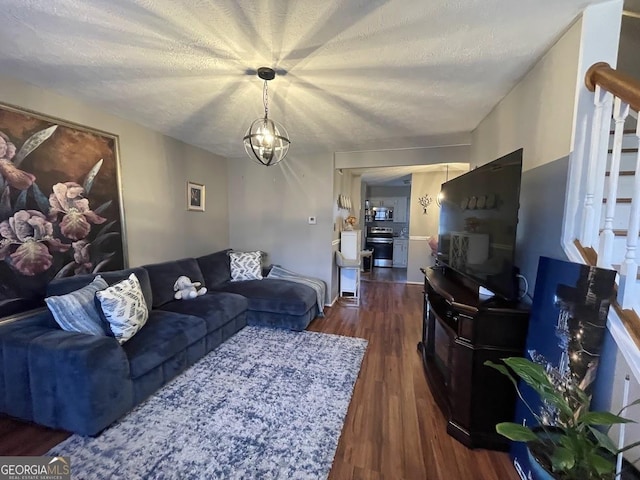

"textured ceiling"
[0, 0, 611, 159]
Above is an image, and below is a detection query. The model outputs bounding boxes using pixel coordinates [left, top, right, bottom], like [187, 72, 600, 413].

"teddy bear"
[173, 275, 207, 300]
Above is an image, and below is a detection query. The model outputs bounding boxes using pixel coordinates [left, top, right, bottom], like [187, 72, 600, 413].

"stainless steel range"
[366, 226, 394, 267]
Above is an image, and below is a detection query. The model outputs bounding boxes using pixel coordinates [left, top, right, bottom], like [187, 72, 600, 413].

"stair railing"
[580, 63, 640, 312]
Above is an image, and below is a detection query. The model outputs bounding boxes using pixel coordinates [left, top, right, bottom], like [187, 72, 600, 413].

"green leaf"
[539, 390, 575, 421]
[580, 411, 634, 426]
[502, 358, 557, 400]
[83, 159, 103, 194]
[14, 125, 57, 167]
[551, 446, 575, 472]
[587, 452, 615, 476]
[558, 433, 579, 452]
[495, 423, 538, 442]
[588, 426, 618, 455]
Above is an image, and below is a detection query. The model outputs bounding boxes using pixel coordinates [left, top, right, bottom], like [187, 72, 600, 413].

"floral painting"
[0, 103, 125, 316]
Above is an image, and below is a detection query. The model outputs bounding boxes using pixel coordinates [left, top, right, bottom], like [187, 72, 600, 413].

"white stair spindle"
[598, 97, 630, 268]
[618, 118, 640, 309]
[565, 113, 588, 246]
[591, 92, 616, 249]
[581, 86, 613, 248]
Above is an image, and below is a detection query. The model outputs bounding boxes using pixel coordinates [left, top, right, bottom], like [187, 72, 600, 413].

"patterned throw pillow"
[45, 276, 110, 336]
[229, 251, 263, 282]
[95, 273, 149, 344]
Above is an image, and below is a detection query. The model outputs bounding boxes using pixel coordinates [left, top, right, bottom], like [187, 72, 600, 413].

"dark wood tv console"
[418, 266, 530, 451]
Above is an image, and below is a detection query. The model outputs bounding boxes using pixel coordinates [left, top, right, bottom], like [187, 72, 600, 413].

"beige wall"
[470, 19, 582, 172]
[618, 16, 640, 81]
[0, 73, 230, 267]
[227, 151, 335, 302]
[407, 171, 448, 283]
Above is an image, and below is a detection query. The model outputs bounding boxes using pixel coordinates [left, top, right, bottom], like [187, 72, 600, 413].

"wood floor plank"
[0, 279, 518, 479]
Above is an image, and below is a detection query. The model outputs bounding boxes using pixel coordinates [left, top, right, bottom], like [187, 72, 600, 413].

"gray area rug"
[49, 326, 367, 479]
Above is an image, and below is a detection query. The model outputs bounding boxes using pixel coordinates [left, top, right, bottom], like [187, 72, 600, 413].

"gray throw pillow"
[45, 275, 110, 336]
[229, 251, 263, 282]
[95, 273, 149, 344]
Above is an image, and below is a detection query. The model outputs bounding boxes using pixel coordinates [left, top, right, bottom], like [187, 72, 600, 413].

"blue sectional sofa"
[0, 249, 320, 435]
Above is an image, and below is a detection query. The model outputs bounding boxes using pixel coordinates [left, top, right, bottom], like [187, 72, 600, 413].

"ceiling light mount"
[243, 66, 290, 167]
[257, 67, 276, 81]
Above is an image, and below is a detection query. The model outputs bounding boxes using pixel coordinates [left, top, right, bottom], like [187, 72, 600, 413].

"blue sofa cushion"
[0, 317, 132, 436]
[46, 267, 153, 311]
[45, 276, 110, 336]
[142, 258, 205, 308]
[196, 249, 232, 288]
[215, 279, 316, 315]
[158, 292, 248, 333]
[121, 310, 206, 379]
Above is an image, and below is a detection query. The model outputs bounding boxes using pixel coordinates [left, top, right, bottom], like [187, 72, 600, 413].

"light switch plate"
[308, 216, 317, 225]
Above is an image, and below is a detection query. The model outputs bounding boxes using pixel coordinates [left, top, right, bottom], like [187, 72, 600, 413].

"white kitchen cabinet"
[367, 196, 408, 222]
[393, 197, 408, 223]
[392, 238, 408, 267]
[368, 197, 387, 207]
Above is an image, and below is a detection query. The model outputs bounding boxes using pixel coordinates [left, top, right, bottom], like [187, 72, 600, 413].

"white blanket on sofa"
[267, 266, 326, 317]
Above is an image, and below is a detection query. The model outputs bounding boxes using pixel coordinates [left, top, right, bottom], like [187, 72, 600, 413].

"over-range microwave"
[372, 206, 393, 221]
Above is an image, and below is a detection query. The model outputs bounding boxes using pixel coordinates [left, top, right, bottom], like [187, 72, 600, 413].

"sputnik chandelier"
[243, 67, 291, 166]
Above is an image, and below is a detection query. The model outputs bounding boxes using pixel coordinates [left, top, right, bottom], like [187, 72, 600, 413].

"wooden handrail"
[585, 62, 640, 112]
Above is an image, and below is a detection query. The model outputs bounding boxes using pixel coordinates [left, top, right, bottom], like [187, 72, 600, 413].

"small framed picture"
[187, 181, 205, 212]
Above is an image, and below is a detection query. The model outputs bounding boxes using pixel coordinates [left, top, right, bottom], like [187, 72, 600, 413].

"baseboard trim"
[327, 295, 339, 307]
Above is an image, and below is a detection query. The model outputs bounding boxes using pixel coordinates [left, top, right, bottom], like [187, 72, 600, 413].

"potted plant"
[485, 357, 640, 479]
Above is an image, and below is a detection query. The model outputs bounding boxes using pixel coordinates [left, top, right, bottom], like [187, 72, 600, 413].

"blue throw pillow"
[45, 275, 110, 336]
[95, 273, 149, 344]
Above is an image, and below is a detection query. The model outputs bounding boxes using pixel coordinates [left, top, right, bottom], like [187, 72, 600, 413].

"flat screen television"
[436, 148, 523, 301]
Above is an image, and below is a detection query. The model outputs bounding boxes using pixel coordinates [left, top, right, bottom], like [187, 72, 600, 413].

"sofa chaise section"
[214, 279, 317, 331]
[196, 250, 320, 331]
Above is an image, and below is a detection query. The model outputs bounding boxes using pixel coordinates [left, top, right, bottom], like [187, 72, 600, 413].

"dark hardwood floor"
[308, 280, 518, 480]
[361, 266, 408, 283]
[0, 280, 518, 479]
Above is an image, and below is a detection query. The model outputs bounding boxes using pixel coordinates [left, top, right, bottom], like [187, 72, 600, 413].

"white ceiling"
[0, 0, 613, 159]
